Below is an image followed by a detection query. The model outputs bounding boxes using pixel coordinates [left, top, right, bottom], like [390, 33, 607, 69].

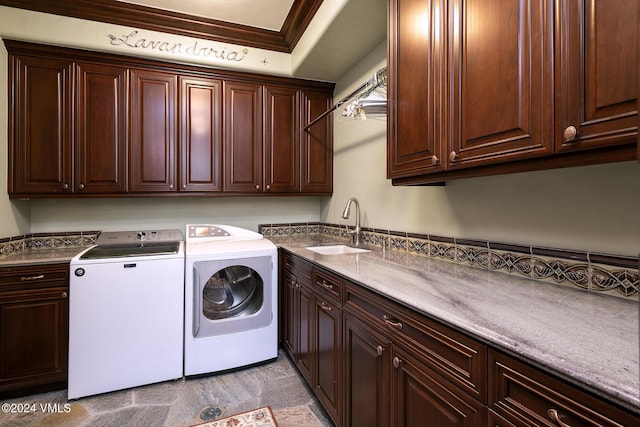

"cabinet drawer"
[489, 349, 637, 426]
[312, 267, 342, 302]
[0, 264, 69, 288]
[282, 250, 312, 281]
[345, 281, 487, 403]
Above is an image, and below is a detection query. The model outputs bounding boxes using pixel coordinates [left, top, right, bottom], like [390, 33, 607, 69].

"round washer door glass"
[202, 265, 263, 320]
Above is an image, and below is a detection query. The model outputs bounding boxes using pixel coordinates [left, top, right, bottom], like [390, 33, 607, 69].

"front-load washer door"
[192, 256, 272, 338]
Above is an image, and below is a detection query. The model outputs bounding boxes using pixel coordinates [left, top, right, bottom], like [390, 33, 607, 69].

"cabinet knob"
[78, 184, 85, 190]
[393, 356, 401, 368]
[61, 292, 68, 299]
[255, 184, 261, 190]
[431, 155, 439, 165]
[449, 151, 458, 162]
[548, 409, 571, 427]
[563, 125, 577, 142]
[376, 345, 384, 356]
[266, 184, 271, 190]
[182, 184, 187, 190]
[169, 184, 174, 190]
[63, 183, 69, 190]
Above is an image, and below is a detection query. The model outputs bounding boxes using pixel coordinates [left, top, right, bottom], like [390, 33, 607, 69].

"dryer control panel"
[186, 224, 263, 242]
[188, 225, 232, 238]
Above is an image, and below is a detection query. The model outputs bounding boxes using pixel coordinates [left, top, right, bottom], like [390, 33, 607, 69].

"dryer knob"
[74, 268, 85, 277]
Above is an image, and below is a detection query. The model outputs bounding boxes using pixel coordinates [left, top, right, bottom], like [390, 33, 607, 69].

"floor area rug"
[191, 406, 277, 427]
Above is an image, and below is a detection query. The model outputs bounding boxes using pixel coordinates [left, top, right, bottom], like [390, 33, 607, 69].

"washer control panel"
[97, 229, 183, 245]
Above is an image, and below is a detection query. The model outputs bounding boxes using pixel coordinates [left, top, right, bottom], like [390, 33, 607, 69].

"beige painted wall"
[29, 197, 324, 234]
[323, 42, 640, 256]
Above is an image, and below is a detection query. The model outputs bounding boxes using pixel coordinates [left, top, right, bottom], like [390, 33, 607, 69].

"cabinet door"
[296, 281, 314, 385]
[130, 69, 177, 192]
[0, 288, 68, 394]
[223, 81, 263, 192]
[264, 86, 300, 193]
[281, 269, 298, 357]
[448, 0, 553, 169]
[387, 0, 447, 178]
[301, 90, 333, 193]
[344, 315, 391, 427]
[314, 295, 342, 425]
[556, 0, 638, 152]
[180, 76, 222, 192]
[10, 55, 73, 194]
[76, 62, 128, 193]
[392, 347, 485, 427]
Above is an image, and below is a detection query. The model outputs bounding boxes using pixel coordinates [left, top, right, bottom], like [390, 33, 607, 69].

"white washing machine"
[184, 224, 278, 376]
[69, 229, 184, 399]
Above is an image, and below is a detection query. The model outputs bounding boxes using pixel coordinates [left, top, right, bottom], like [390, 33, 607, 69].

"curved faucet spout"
[342, 197, 361, 246]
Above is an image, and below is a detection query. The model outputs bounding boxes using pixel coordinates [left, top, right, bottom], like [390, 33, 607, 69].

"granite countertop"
[270, 234, 640, 414]
[0, 247, 87, 267]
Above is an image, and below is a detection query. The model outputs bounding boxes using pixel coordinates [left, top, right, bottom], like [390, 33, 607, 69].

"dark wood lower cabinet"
[0, 264, 69, 398]
[344, 315, 391, 427]
[314, 295, 342, 424]
[280, 250, 638, 427]
[392, 347, 485, 427]
[489, 350, 637, 427]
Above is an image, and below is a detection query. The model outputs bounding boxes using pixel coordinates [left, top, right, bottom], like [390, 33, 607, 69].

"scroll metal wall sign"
[107, 29, 250, 63]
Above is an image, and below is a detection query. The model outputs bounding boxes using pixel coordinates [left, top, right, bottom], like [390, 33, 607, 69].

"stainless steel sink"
[305, 245, 371, 255]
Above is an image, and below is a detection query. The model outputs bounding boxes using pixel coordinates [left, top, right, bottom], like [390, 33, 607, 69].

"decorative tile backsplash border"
[0, 231, 100, 257]
[260, 222, 639, 299]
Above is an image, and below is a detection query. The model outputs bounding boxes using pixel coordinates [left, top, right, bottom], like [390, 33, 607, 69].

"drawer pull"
[376, 345, 384, 356]
[320, 302, 332, 312]
[393, 356, 401, 368]
[383, 314, 403, 330]
[21, 274, 45, 281]
[320, 280, 333, 290]
[548, 409, 571, 427]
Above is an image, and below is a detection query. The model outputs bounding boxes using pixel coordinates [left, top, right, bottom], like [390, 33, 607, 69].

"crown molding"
[0, 0, 323, 53]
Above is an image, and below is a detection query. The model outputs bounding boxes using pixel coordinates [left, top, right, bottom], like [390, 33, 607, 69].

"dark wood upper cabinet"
[129, 69, 178, 192]
[6, 40, 333, 198]
[555, 0, 638, 153]
[301, 90, 333, 193]
[179, 76, 222, 192]
[76, 62, 128, 193]
[388, 0, 637, 184]
[264, 85, 300, 193]
[9, 55, 73, 194]
[223, 81, 264, 193]
[448, 0, 554, 169]
[387, 0, 447, 178]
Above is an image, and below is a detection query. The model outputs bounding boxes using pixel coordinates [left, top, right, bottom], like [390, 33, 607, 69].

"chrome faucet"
[341, 197, 361, 246]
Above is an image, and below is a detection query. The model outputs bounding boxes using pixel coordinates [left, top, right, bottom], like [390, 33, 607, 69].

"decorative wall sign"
[107, 30, 249, 63]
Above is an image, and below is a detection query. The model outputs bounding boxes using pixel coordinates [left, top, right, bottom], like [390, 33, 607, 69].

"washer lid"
[79, 242, 181, 260]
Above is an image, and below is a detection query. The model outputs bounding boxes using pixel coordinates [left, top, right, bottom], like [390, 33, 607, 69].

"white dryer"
[184, 224, 278, 376]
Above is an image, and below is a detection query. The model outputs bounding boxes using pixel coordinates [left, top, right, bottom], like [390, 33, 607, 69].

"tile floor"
[0, 350, 334, 427]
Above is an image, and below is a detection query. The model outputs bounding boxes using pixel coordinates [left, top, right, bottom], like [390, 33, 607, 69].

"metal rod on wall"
[303, 66, 387, 131]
